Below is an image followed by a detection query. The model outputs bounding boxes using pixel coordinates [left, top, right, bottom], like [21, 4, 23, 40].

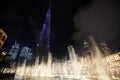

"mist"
[72, 0, 120, 43]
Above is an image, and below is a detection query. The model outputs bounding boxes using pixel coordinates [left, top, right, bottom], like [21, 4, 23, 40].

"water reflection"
[14, 77, 73, 80]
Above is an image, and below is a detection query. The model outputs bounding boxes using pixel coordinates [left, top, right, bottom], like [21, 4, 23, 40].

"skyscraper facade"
[34, 4, 51, 62]
[9, 40, 20, 60]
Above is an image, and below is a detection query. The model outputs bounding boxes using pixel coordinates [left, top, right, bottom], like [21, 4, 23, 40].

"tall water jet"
[13, 2, 120, 80]
[10, 49, 120, 79]
[14, 34, 120, 80]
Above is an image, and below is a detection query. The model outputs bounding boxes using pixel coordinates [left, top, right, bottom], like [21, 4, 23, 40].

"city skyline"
[1, 0, 120, 58]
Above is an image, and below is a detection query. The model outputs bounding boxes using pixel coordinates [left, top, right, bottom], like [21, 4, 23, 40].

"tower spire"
[39, 3, 51, 50]
[35, 4, 51, 61]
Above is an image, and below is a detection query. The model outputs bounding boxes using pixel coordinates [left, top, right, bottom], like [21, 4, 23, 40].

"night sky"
[0, 0, 120, 58]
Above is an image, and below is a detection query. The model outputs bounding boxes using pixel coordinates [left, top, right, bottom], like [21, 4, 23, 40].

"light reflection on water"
[14, 77, 73, 80]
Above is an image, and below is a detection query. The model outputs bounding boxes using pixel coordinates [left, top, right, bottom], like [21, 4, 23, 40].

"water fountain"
[14, 36, 120, 80]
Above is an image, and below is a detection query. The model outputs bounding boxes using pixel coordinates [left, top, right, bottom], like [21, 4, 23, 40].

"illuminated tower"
[35, 4, 51, 61]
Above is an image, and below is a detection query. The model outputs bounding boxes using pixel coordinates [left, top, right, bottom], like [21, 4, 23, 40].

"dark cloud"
[72, 0, 120, 49]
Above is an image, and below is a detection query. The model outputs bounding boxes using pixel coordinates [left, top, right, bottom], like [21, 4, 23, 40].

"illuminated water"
[14, 36, 120, 80]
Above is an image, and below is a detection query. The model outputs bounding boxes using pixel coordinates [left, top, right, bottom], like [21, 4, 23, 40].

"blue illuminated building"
[34, 4, 51, 61]
[9, 40, 33, 65]
[9, 4, 51, 63]
[9, 40, 20, 60]
[9, 40, 20, 65]
[19, 46, 33, 64]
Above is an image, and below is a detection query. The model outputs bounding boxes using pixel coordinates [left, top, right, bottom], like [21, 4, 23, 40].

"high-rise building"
[83, 40, 91, 56]
[9, 40, 20, 60]
[19, 46, 33, 64]
[100, 41, 111, 56]
[9, 40, 20, 66]
[82, 34, 103, 57]
[34, 4, 51, 62]
[0, 28, 7, 48]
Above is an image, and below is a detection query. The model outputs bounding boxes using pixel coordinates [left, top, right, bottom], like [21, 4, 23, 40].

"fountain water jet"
[14, 36, 120, 80]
